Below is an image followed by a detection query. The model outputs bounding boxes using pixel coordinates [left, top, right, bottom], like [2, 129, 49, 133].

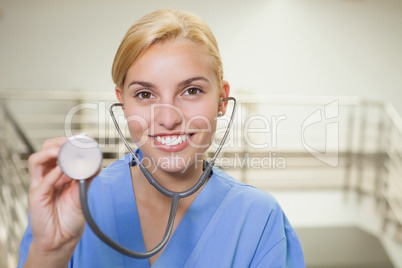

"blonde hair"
[112, 9, 223, 90]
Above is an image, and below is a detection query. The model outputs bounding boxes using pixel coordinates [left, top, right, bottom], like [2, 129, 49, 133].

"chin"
[156, 160, 196, 174]
[160, 166, 189, 174]
[145, 154, 197, 173]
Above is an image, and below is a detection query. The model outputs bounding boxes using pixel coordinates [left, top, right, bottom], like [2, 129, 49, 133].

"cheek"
[185, 105, 217, 135]
[124, 108, 151, 143]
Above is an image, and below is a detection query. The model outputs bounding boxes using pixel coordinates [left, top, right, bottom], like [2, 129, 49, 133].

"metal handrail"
[0, 89, 402, 266]
[0, 100, 35, 155]
[0, 99, 30, 267]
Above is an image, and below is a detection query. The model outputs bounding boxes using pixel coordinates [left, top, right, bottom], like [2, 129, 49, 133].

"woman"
[18, 9, 304, 267]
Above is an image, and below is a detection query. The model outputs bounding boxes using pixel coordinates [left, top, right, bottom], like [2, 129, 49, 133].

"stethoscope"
[58, 97, 236, 259]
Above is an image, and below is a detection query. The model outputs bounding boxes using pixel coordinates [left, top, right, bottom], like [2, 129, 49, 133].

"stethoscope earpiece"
[218, 97, 223, 106]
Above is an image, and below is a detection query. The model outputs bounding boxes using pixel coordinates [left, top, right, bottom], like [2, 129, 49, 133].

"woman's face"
[116, 39, 229, 173]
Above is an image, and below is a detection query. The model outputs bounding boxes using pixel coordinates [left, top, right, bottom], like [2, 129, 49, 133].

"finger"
[41, 137, 67, 150]
[28, 147, 61, 187]
[29, 137, 68, 180]
[33, 165, 67, 196]
[54, 174, 73, 190]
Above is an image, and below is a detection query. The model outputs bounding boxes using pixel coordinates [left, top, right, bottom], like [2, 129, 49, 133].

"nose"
[152, 103, 183, 130]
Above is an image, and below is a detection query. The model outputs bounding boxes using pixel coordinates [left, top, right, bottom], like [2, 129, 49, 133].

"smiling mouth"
[151, 134, 193, 146]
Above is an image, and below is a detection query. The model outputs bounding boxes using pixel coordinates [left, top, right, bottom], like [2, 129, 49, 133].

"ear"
[115, 86, 124, 104]
[219, 80, 230, 116]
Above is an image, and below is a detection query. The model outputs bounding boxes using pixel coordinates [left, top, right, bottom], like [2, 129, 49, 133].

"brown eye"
[136, 91, 155, 99]
[185, 87, 201, 95]
[141, 92, 151, 98]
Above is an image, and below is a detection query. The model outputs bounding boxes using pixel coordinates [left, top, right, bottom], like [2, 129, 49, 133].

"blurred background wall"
[0, 0, 402, 114]
[1, 1, 402, 267]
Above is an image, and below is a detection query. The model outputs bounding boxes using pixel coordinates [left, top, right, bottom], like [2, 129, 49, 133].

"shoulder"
[209, 167, 287, 238]
[196, 168, 304, 267]
[85, 154, 134, 215]
[100, 154, 132, 177]
[89, 155, 131, 187]
[211, 170, 305, 266]
[211, 168, 297, 241]
[212, 167, 281, 212]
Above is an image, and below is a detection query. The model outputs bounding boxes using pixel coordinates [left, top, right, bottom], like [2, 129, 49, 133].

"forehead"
[124, 39, 218, 87]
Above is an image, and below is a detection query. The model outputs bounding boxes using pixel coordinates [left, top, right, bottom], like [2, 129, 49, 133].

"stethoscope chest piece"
[58, 134, 103, 180]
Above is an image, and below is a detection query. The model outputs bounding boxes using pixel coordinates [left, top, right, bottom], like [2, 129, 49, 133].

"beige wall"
[1, 0, 402, 113]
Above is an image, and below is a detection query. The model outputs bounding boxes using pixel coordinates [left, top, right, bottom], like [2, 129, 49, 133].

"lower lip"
[150, 135, 193, 153]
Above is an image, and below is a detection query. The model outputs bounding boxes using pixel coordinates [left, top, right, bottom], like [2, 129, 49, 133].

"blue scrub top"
[18, 152, 305, 267]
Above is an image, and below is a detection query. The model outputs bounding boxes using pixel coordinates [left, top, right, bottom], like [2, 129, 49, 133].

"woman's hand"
[24, 137, 98, 267]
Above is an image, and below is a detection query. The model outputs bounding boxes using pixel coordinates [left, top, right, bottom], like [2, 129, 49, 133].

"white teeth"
[154, 135, 190, 146]
[171, 136, 177, 145]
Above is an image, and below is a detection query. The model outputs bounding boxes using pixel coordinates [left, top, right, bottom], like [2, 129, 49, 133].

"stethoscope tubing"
[79, 180, 179, 258]
[79, 97, 237, 258]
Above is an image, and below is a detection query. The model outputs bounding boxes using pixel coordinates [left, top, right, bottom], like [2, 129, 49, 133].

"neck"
[131, 158, 206, 203]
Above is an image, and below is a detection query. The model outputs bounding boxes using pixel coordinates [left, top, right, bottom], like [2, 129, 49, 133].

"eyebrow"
[128, 81, 156, 89]
[127, 76, 210, 90]
[178, 76, 210, 87]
